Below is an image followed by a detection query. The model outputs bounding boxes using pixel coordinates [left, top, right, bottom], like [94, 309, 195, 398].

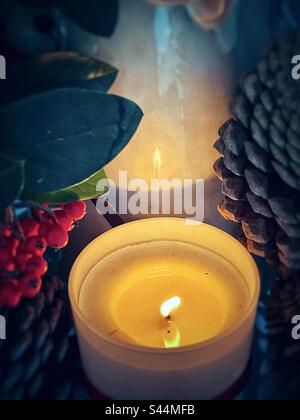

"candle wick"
[109, 329, 119, 336]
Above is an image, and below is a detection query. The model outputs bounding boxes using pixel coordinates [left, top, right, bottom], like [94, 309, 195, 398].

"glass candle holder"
[69, 218, 260, 400]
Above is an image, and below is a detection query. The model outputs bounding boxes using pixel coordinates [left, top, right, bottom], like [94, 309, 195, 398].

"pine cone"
[214, 30, 300, 280]
[0, 276, 86, 400]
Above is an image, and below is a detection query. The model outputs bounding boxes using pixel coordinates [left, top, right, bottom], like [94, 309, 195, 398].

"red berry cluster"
[0, 201, 87, 308]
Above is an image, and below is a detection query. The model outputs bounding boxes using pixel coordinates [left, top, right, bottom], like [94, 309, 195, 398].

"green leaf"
[0, 154, 25, 210]
[1, 52, 118, 104]
[60, 0, 118, 37]
[0, 88, 143, 195]
[24, 169, 109, 204]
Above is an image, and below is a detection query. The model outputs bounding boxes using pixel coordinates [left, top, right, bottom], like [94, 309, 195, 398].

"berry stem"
[7, 206, 25, 241]
[30, 203, 62, 223]
[6, 206, 14, 225]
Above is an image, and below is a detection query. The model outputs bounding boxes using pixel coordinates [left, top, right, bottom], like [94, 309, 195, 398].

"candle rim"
[69, 217, 261, 354]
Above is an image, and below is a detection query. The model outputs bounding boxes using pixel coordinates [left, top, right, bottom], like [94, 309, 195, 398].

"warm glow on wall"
[83, 0, 234, 225]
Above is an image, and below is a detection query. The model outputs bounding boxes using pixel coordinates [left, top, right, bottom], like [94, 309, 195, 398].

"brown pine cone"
[0, 276, 76, 400]
[214, 30, 300, 280]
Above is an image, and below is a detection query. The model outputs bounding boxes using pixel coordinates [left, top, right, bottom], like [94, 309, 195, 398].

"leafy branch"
[0, 52, 143, 212]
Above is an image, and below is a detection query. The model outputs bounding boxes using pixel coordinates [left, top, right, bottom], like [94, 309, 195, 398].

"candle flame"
[164, 328, 181, 349]
[154, 146, 162, 179]
[160, 296, 181, 319]
[161, 297, 181, 348]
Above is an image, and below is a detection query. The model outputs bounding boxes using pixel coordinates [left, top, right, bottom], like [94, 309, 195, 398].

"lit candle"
[69, 218, 260, 400]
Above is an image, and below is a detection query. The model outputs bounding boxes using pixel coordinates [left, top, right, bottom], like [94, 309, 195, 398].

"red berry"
[19, 273, 42, 299]
[31, 207, 45, 220]
[0, 261, 16, 279]
[31, 203, 48, 216]
[47, 224, 69, 249]
[2, 225, 12, 238]
[43, 213, 54, 224]
[6, 237, 20, 257]
[20, 219, 39, 238]
[64, 201, 87, 221]
[0, 280, 22, 308]
[16, 252, 32, 270]
[26, 256, 48, 276]
[38, 222, 52, 238]
[54, 210, 75, 232]
[23, 237, 47, 257]
[6, 261, 16, 272]
[0, 247, 12, 268]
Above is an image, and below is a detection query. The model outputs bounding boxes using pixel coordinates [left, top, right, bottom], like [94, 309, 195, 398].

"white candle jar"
[69, 218, 260, 400]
